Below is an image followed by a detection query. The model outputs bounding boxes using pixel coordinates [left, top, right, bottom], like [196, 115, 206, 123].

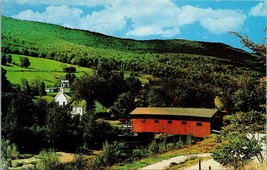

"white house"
[71, 101, 85, 116]
[54, 88, 86, 116]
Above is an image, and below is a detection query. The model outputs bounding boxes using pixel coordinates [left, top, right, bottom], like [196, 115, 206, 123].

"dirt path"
[185, 159, 229, 170]
[141, 153, 211, 170]
[141, 134, 266, 170]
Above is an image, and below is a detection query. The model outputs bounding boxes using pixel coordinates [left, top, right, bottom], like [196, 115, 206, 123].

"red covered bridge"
[130, 107, 223, 138]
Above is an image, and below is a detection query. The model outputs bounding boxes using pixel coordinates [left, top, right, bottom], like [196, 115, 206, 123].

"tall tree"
[20, 79, 31, 94]
[230, 29, 266, 64]
[212, 133, 262, 170]
[20, 57, 31, 68]
[2, 54, 7, 65]
[212, 30, 266, 169]
[110, 92, 135, 118]
[212, 111, 265, 169]
[45, 103, 73, 149]
[7, 54, 12, 63]
[125, 76, 142, 95]
[29, 78, 47, 96]
[72, 74, 103, 113]
[97, 72, 126, 108]
[82, 116, 117, 149]
[2, 68, 12, 93]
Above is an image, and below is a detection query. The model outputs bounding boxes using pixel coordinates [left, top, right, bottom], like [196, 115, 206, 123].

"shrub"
[89, 141, 128, 169]
[148, 140, 159, 155]
[176, 140, 184, 149]
[18, 154, 34, 159]
[63, 66, 76, 73]
[166, 143, 175, 151]
[20, 57, 30, 68]
[1, 139, 19, 170]
[132, 148, 146, 159]
[212, 133, 262, 170]
[186, 133, 195, 145]
[158, 139, 167, 153]
[36, 150, 60, 170]
[64, 154, 88, 170]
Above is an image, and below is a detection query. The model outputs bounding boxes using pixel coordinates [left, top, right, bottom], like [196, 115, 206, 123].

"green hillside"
[2, 54, 94, 86]
[2, 16, 264, 93]
[2, 16, 259, 64]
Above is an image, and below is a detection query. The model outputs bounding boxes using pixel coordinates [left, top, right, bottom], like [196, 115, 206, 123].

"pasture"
[3, 54, 152, 86]
[3, 54, 94, 86]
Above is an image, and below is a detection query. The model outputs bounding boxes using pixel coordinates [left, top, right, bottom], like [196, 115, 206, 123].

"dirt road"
[141, 153, 211, 170]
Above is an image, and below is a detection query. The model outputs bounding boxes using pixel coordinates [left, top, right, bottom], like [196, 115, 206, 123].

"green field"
[3, 54, 94, 86]
[3, 54, 154, 86]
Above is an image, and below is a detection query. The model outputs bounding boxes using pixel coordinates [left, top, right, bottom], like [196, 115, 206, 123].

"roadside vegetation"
[111, 134, 220, 170]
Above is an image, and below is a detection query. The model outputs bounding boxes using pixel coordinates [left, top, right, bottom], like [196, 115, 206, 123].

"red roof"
[130, 107, 218, 118]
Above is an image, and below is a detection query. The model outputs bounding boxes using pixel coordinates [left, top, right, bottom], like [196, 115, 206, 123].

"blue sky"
[2, 0, 266, 51]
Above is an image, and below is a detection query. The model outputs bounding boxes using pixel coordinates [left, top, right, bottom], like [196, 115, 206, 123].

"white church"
[54, 80, 85, 116]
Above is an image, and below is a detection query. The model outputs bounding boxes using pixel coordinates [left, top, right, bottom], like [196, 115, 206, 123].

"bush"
[18, 154, 34, 159]
[186, 133, 195, 145]
[132, 148, 146, 159]
[20, 57, 30, 68]
[64, 154, 88, 170]
[212, 133, 262, 170]
[158, 139, 167, 153]
[166, 143, 175, 151]
[148, 140, 159, 155]
[176, 140, 184, 149]
[63, 66, 76, 73]
[36, 150, 60, 170]
[89, 141, 128, 169]
[1, 139, 19, 170]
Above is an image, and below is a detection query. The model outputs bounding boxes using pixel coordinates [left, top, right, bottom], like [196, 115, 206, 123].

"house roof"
[70, 100, 86, 107]
[46, 87, 57, 90]
[54, 90, 72, 103]
[130, 107, 218, 118]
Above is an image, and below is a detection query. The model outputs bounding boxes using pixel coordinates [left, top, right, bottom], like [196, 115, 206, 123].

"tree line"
[1, 69, 118, 154]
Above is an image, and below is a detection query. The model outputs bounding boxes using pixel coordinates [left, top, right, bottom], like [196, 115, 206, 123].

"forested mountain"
[2, 16, 259, 66]
[2, 16, 265, 110]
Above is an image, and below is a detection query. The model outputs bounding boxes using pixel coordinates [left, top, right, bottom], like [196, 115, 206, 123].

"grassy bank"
[111, 134, 221, 170]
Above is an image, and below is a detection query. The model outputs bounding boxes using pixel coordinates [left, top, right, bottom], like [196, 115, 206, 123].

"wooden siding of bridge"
[132, 118, 211, 138]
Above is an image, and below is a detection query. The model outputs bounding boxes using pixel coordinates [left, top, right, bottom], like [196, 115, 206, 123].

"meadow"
[3, 54, 152, 87]
[3, 54, 94, 86]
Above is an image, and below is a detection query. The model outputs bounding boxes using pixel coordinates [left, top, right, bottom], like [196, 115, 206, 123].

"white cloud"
[198, 9, 246, 35]
[4, 0, 118, 7]
[249, 2, 266, 17]
[13, 5, 83, 26]
[11, 0, 247, 38]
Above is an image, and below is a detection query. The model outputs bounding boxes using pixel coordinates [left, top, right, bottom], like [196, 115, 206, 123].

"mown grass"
[111, 134, 222, 170]
[5, 71, 59, 86]
[3, 54, 94, 86]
